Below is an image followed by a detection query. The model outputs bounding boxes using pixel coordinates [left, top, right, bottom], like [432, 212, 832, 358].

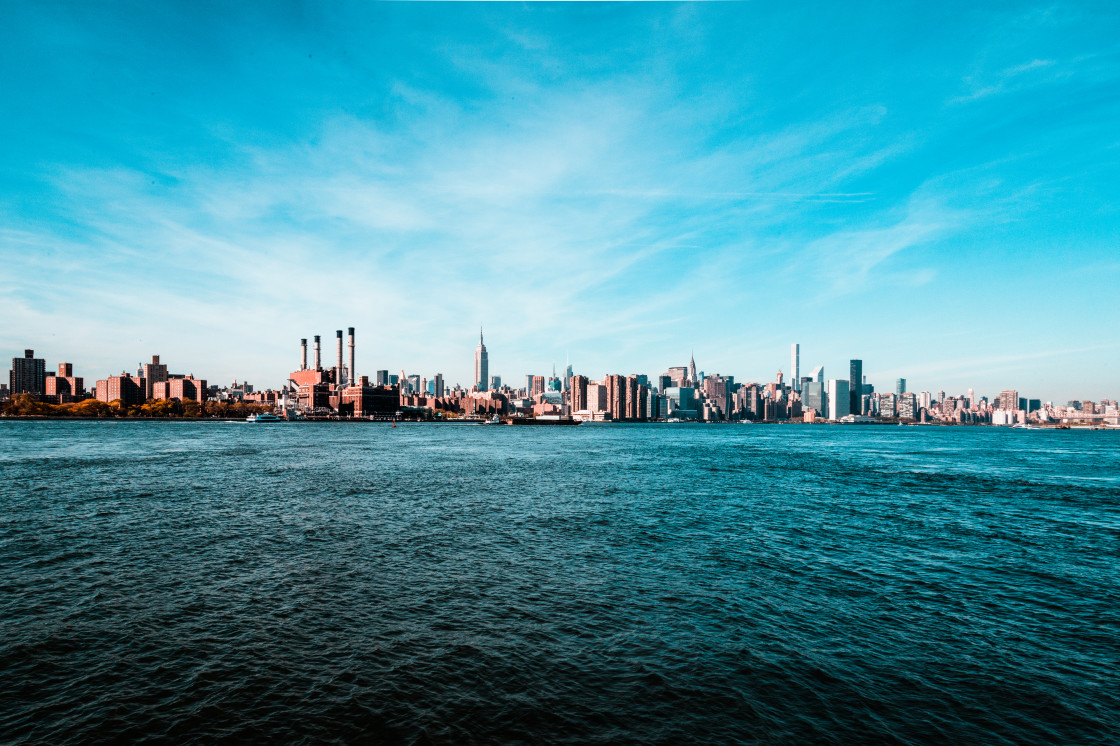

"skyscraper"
[10, 349, 46, 396]
[896, 378, 907, 395]
[791, 344, 801, 393]
[828, 379, 851, 420]
[849, 360, 862, 415]
[570, 375, 588, 412]
[474, 328, 488, 391]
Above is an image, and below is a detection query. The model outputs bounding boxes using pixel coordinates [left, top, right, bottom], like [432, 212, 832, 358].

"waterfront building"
[802, 380, 826, 416]
[96, 374, 146, 407]
[586, 382, 607, 414]
[153, 376, 207, 403]
[474, 329, 489, 391]
[44, 363, 85, 403]
[849, 360, 862, 416]
[10, 349, 46, 397]
[898, 393, 917, 420]
[624, 375, 642, 420]
[143, 355, 168, 401]
[827, 379, 850, 420]
[999, 389, 1019, 411]
[791, 344, 801, 393]
[703, 374, 729, 416]
[604, 374, 626, 420]
[665, 386, 699, 419]
[570, 375, 589, 413]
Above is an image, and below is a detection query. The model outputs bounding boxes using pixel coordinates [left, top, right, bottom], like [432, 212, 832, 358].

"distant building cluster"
[4, 348, 275, 410]
[6, 335, 1118, 426]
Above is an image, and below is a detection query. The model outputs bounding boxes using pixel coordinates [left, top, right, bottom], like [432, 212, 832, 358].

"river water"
[1, 421, 1117, 744]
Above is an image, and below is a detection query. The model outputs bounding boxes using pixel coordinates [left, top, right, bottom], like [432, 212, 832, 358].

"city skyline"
[2, 5, 1119, 401]
[5, 332, 1115, 413]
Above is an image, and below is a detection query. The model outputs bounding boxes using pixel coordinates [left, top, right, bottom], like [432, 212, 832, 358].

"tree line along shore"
[0, 393, 274, 419]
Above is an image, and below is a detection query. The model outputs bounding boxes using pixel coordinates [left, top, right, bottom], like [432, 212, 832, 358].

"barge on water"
[505, 416, 581, 426]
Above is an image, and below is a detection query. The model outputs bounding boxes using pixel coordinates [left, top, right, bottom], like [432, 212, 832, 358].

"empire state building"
[475, 329, 489, 391]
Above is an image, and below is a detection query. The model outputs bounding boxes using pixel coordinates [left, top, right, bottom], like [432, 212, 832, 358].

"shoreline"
[0, 416, 1111, 429]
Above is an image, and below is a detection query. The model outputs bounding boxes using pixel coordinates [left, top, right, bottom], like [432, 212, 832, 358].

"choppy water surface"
[1, 421, 1118, 744]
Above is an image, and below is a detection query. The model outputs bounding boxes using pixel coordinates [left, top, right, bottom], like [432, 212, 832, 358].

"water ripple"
[1, 422, 1117, 744]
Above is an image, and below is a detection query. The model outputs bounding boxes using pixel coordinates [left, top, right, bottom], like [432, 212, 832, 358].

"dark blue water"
[2, 421, 1118, 744]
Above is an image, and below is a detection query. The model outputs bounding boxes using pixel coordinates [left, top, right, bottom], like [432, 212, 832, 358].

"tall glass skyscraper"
[791, 343, 800, 393]
[849, 359, 862, 415]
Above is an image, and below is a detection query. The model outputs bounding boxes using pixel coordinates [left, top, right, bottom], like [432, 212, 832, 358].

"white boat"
[246, 413, 282, 422]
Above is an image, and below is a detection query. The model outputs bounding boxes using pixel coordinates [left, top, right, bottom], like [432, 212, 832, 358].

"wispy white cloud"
[4, 2, 1118, 403]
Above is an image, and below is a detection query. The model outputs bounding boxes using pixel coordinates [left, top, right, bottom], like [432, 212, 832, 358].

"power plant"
[285, 327, 396, 418]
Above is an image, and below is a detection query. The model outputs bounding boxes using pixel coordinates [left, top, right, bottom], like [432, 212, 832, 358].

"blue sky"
[2, 2, 1118, 401]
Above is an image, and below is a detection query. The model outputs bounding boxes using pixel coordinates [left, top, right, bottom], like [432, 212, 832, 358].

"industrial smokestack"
[335, 330, 343, 381]
[348, 327, 355, 388]
[314, 335, 321, 370]
[300, 338, 308, 371]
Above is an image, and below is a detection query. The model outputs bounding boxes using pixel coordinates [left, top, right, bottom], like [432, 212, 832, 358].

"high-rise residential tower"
[896, 378, 907, 395]
[10, 349, 46, 396]
[849, 360, 862, 415]
[143, 355, 168, 401]
[791, 344, 801, 393]
[474, 328, 489, 391]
